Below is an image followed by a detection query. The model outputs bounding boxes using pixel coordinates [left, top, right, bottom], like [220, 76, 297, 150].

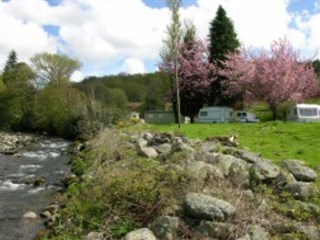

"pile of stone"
[83, 131, 319, 240]
[0, 132, 37, 154]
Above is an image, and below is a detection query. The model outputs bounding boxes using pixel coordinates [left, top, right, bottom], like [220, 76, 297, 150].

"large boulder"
[154, 143, 172, 155]
[139, 146, 159, 158]
[197, 221, 233, 239]
[284, 182, 319, 200]
[249, 159, 280, 183]
[183, 161, 224, 181]
[124, 228, 157, 240]
[283, 159, 317, 182]
[237, 225, 269, 240]
[150, 216, 179, 240]
[228, 160, 250, 187]
[184, 193, 236, 221]
[234, 150, 262, 164]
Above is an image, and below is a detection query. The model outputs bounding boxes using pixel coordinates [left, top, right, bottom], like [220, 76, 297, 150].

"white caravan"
[287, 104, 320, 122]
[198, 107, 234, 123]
[235, 111, 260, 123]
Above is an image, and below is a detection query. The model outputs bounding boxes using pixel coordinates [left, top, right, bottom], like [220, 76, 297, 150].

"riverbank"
[0, 131, 41, 155]
[36, 128, 320, 240]
[0, 132, 73, 240]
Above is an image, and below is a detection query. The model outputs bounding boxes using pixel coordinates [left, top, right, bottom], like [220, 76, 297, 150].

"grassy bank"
[147, 122, 320, 167]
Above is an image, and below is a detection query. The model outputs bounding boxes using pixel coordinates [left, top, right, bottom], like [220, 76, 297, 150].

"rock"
[228, 160, 250, 187]
[142, 132, 154, 142]
[284, 182, 319, 200]
[40, 210, 52, 219]
[172, 138, 194, 153]
[281, 200, 320, 220]
[139, 146, 159, 158]
[249, 159, 280, 184]
[62, 174, 77, 187]
[242, 190, 254, 199]
[199, 142, 218, 153]
[23, 211, 37, 219]
[154, 143, 172, 155]
[137, 139, 148, 149]
[296, 225, 320, 240]
[150, 216, 179, 240]
[86, 232, 105, 240]
[234, 150, 262, 164]
[32, 176, 46, 187]
[183, 161, 224, 181]
[237, 225, 269, 240]
[45, 203, 60, 215]
[124, 228, 157, 240]
[197, 221, 233, 239]
[184, 193, 236, 221]
[283, 159, 317, 182]
[273, 171, 296, 190]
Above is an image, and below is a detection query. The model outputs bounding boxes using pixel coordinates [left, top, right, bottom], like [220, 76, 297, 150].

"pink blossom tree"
[221, 39, 319, 119]
[160, 38, 215, 123]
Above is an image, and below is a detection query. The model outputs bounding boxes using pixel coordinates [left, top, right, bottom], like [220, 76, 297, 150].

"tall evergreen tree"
[3, 50, 18, 85]
[208, 6, 241, 107]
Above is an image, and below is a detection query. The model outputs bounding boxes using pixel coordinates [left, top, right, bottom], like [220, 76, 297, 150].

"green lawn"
[147, 122, 320, 167]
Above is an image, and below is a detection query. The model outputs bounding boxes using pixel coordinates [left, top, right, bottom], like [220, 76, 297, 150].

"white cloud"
[70, 70, 84, 82]
[122, 58, 146, 74]
[1, 0, 319, 77]
[0, 3, 57, 70]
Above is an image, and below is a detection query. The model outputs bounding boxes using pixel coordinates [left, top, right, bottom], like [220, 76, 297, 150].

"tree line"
[161, 1, 320, 122]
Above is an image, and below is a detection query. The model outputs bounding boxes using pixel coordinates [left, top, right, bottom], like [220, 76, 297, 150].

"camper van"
[287, 104, 320, 122]
[235, 111, 259, 123]
[198, 107, 234, 123]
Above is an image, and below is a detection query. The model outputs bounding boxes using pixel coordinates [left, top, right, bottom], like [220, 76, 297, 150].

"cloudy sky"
[0, 0, 319, 82]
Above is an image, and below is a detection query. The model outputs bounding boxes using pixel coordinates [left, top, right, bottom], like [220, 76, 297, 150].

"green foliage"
[31, 52, 81, 86]
[0, 75, 5, 93]
[52, 130, 190, 238]
[208, 5, 240, 64]
[2, 50, 18, 85]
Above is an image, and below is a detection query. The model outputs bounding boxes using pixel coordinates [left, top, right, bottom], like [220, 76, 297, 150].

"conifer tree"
[3, 50, 18, 85]
[208, 6, 240, 107]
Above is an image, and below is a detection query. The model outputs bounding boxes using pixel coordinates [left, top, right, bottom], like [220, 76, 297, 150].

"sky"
[0, 0, 320, 82]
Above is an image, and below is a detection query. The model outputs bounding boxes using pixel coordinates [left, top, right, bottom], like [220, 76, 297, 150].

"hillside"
[37, 126, 320, 240]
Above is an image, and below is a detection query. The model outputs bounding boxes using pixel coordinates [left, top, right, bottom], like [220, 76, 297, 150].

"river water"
[0, 138, 72, 240]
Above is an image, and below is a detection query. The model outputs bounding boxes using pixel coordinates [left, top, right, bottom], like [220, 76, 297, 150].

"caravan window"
[200, 111, 208, 117]
[299, 108, 317, 116]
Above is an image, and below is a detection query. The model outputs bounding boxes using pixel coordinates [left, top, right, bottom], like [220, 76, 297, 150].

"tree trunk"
[271, 106, 277, 120]
[190, 116, 195, 124]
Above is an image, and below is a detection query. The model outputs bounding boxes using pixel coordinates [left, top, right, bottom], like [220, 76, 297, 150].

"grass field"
[146, 122, 320, 167]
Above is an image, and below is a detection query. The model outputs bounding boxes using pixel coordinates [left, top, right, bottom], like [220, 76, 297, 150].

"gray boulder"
[197, 221, 233, 239]
[249, 159, 280, 183]
[125, 228, 157, 240]
[228, 160, 250, 187]
[139, 147, 159, 158]
[284, 182, 319, 200]
[199, 142, 218, 153]
[150, 216, 179, 240]
[234, 150, 262, 164]
[296, 225, 320, 240]
[283, 159, 317, 182]
[237, 225, 269, 240]
[154, 143, 172, 155]
[184, 193, 236, 221]
[183, 161, 224, 181]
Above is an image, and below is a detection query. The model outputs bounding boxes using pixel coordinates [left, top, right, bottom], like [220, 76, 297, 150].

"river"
[0, 137, 72, 240]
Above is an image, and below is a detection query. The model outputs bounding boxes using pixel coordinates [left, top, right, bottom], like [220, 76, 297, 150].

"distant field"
[147, 122, 320, 167]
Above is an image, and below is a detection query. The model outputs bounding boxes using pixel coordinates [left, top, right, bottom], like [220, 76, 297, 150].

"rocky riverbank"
[0, 132, 39, 154]
[40, 129, 320, 240]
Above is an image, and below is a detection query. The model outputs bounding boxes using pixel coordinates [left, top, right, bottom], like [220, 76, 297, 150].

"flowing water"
[0, 138, 72, 240]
